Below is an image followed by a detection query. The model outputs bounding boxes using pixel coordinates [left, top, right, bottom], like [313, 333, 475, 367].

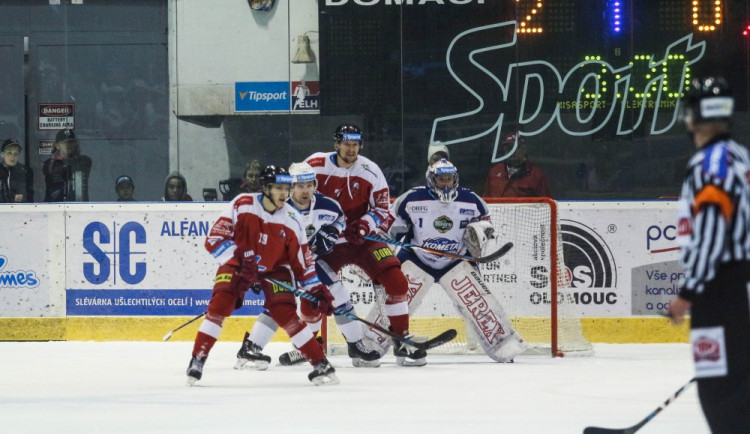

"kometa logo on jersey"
[422, 237, 459, 253]
[560, 220, 617, 288]
[433, 215, 453, 233]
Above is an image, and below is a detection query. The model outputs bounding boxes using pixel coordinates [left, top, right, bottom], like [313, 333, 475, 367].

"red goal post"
[324, 197, 592, 358]
[482, 197, 591, 357]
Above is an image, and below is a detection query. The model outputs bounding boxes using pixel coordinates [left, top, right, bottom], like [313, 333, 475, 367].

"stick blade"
[416, 329, 458, 351]
[477, 242, 514, 263]
[162, 331, 173, 342]
[583, 426, 635, 434]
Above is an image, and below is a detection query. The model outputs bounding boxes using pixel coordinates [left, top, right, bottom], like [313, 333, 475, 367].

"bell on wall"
[248, 0, 275, 11]
[291, 35, 315, 64]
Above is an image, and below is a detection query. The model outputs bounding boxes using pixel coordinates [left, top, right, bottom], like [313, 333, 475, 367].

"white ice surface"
[0, 342, 710, 434]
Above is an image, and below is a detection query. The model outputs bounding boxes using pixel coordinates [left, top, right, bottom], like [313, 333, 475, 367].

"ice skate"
[307, 359, 339, 386]
[348, 339, 381, 368]
[279, 336, 323, 366]
[393, 337, 427, 367]
[234, 332, 271, 371]
[186, 355, 207, 386]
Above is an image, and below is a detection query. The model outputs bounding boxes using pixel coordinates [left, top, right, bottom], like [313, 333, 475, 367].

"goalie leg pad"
[438, 261, 528, 362]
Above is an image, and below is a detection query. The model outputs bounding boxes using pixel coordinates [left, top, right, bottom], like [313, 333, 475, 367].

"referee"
[668, 76, 750, 433]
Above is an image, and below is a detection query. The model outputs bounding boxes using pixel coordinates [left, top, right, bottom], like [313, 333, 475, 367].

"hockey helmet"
[681, 76, 734, 124]
[333, 124, 363, 144]
[288, 162, 317, 187]
[259, 165, 292, 187]
[426, 158, 459, 204]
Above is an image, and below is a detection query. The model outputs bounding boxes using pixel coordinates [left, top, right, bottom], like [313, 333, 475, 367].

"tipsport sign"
[429, 21, 705, 162]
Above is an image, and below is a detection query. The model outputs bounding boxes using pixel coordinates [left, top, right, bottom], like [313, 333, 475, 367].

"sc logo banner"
[83, 222, 146, 285]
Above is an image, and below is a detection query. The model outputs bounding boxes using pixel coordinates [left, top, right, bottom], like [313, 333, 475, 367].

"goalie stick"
[364, 234, 513, 264]
[582, 378, 696, 434]
[162, 311, 207, 342]
[267, 278, 457, 351]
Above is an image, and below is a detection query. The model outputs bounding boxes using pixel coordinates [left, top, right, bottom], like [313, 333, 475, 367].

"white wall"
[167, 0, 319, 195]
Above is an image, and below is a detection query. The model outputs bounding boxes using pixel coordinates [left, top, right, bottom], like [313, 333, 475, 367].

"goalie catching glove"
[463, 220, 495, 258]
[310, 224, 339, 256]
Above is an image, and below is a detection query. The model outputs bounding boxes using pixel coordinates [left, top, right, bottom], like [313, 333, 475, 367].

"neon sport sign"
[430, 21, 706, 162]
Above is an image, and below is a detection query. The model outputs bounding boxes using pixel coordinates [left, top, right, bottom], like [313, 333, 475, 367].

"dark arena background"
[319, 0, 750, 198]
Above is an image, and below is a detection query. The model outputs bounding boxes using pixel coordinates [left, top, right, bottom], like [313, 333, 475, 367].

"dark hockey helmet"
[259, 165, 292, 187]
[681, 76, 734, 124]
[333, 124, 363, 144]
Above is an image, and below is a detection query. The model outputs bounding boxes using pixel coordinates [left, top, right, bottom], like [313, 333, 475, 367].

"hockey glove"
[310, 225, 339, 256]
[230, 249, 261, 294]
[307, 284, 335, 316]
[344, 219, 370, 246]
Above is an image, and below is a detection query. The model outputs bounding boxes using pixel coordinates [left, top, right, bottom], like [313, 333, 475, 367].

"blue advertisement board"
[67, 289, 265, 316]
[235, 81, 290, 112]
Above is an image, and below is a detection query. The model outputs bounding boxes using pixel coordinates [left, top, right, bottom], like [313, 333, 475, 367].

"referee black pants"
[691, 261, 750, 434]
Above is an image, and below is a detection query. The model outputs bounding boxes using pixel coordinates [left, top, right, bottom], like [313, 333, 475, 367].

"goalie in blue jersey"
[361, 159, 528, 366]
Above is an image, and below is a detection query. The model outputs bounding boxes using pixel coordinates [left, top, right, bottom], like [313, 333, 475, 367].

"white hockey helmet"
[426, 158, 459, 203]
[288, 162, 317, 188]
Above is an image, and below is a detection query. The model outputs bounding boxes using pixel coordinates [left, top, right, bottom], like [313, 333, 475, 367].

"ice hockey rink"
[0, 341, 710, 434]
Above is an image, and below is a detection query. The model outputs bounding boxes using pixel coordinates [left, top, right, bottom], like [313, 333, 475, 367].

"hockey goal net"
[324, 197, 593, 357]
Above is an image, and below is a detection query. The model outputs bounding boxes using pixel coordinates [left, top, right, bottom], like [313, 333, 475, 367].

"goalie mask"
[288, 162, 318, 188]
[426, 159, 459, 203]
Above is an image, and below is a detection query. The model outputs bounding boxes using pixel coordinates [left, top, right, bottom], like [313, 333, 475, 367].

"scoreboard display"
[320, 0, 747, 122]
[318, 0, 748, 197]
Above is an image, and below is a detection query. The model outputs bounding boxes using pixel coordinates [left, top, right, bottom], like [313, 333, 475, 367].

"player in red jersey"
[304, 124, 426, 366]
[186, 165, 338, 386]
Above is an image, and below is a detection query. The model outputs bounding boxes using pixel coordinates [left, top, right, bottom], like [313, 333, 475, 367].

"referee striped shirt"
[677, 134, 750, 298]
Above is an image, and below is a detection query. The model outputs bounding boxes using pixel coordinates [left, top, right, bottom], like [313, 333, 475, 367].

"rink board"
[0, 202, 688, 342]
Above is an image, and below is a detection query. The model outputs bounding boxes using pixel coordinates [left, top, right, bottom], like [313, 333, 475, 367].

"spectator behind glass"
[239, 159, 263, 193]
[162, 171, 193, 201]
[584, 142, 631, 193]
[427, 141, 450, 166]
[42, 129, 92, 202]
[482, 132, 551, 198]
[1, 138, 34, 203]
[115, 175, 136, 201]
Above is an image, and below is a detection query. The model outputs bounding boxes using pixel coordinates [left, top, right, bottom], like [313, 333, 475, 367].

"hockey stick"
[582, 378, 697, 434]
[162, 311, 207, 341]
[364, 234, 513, 264]
[267, 278, 457, 351]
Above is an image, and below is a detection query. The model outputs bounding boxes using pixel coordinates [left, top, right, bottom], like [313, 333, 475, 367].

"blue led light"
[609, 0, 624, 34]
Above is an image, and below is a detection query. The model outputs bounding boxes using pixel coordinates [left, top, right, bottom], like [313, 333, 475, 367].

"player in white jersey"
[234, 162, 381, 370]
[362, 159, 528, 365]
